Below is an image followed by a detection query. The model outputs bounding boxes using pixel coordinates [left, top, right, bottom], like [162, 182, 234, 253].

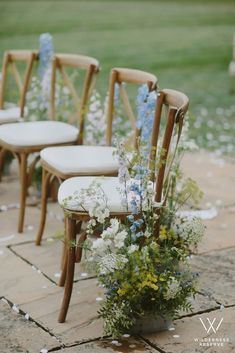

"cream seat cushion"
[40, 145, 119, 175]
[58, 176, 129, 213]
[0, 121, 78, 147]
[0, 107, 22, 124]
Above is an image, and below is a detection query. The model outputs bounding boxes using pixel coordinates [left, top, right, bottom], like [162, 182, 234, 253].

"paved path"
[0, 151, 234, 353]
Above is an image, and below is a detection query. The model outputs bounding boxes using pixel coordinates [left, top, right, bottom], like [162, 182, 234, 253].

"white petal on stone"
[31, 265, 37, 271]
[1, 298, 8, 304]
[173, 334, 180, 338]
[220, 305, 224, 310]
[25, 313, 30, 320]
[12, 304, 19, 313]
[54, 272, 61, 278]
[40, 349, 48, 353]
[178, 207, 218, 220]
[37, 269, 42, 274]
[80, 272, 88, 277]
[46, 238, 54, 242]
[111, 340, 119, 345]
[96, 297, 103, 302]
[123, 333, 130, 338]
[26, 225, 34, 231]
[129, 344, 136, 348]
[168, 327, 175, 331]
[0, 234, 15, 243]
[0, 205, 8, 211]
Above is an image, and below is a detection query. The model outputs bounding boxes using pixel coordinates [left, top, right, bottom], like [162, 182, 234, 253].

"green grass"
[0, 0, 235, 153]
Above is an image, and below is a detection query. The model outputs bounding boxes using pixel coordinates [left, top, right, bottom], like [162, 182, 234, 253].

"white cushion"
[58, 176, 128, 213]
[0, 107, 22, 124]
[40, 145, 119, 174]
[0, 121, 79, 147]
[229, 61, 235, 76]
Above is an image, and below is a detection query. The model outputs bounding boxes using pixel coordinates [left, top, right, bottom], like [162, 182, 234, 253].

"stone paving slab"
[0, 207, 63, 247]
[181, 151, 235, 208]
[20, 279, 104, 345]
[11, 239, 93, 284]
[0, 247, 57, 305]
[58, 338, 158, 352]
[143, 306, 235, 353]
[198, 207, 235, 253]
[191, 248, 235, 306]
[0, 300, 60, 353]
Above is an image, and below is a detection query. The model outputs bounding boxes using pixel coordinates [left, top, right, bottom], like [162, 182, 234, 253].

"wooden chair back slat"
[0, 50, 38, 117]
[150, 89, 189, 205]
[105, 67, 158, 146]
[49, 53, 100, 144]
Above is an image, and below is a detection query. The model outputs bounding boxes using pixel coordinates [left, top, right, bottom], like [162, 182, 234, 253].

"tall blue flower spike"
[136, 84, 157, 143]
[38, 33, 54, 79]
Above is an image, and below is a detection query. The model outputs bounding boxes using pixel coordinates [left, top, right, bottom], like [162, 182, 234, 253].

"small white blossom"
[114, 230, 128, 249]
[164, 278, 181, 300]
[128, 244, 139, 254]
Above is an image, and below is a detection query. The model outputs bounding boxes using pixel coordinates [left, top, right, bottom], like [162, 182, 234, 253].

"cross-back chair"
[35, 67, 158, 245]
[0, 53, 99, 233]
[56, 88, 189, 323]
[0, 49, 38, 124]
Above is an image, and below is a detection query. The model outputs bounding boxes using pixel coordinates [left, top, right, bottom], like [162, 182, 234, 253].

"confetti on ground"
[96, 297, 103, 302]
[168, 327, 175, 331]
[173, 334, 180, 338]
[12, 304, 19, 313]
[80, 272, 88, 277]
[25, 313, 30, 320]
[54, 272, 61, 278]
[123, 333, 130, 338]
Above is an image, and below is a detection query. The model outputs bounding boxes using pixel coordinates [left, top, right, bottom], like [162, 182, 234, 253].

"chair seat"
[0, 107, 22, 124]
[0, 121, 79, 147]
[40, 145, 119, 175]
[58, 176, 129, 213]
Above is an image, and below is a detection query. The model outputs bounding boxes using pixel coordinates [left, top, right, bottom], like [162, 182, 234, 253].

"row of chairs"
[0, 49, 189, 323]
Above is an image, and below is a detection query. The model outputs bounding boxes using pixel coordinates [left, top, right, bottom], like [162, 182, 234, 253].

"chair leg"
[18, 153, 28, 233]
[35, 168, 51, 245]
[0, 148, 6, 182]
[59, 217, 69, 285]
[58, 217, 77, 323]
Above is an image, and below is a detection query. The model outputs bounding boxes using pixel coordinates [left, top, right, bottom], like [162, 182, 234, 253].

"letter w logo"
[199, 317, 223, 333]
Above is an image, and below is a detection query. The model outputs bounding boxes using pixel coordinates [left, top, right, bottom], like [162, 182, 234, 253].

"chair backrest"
[50, 53, 100, 144]
[105, 67, 158, 147]
[0, 50, 38, 117]
[149, 88, 189, 204]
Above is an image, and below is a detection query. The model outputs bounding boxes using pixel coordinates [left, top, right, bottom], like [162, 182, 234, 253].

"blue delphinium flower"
[136, 84, 157, 143]
[39, 33, 54, 79]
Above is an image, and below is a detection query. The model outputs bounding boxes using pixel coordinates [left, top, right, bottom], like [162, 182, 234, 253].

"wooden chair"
[56, 88, 189, 323]
[35, 67, 158, 245]
[0, 53, 100, 233]
[0, 50, 38, 124]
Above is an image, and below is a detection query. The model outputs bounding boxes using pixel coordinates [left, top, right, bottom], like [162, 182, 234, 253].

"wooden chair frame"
[0, 53, 99, 234]
[57, 88, 189, 323]
[35, 67, 158, 246]
[0, 50, 39, 118]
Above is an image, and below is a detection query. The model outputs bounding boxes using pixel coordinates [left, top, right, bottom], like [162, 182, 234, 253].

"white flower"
[173, 216, 205, 244]
[101, 218, 120, 240]
[114, 230, 128, 249]
[128, 244, 139, 254]
[164, 278, 181, 300]
[99, 253, 128, 274]
[92, 238, 106, 252]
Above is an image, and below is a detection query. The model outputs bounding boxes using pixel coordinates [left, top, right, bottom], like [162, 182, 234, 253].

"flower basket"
[131, 314, 172, 334]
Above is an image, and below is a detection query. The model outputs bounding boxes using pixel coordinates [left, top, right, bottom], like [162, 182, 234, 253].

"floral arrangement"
[63, 86, 205, 338]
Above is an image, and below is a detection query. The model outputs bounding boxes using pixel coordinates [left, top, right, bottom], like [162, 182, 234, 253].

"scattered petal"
[220, 305, 224, 311]
[80, 272, 88, 277]
[168, 327, 175, 331]
[173, 334, 180, 338]
[123, 333, 130, 338]
[54, 272, 61, 278]
[37, 269, 42, 274]
[26, 225, 34, 231]
[1, 298, 8, 304]
[129, 344, 136, 348]
[111, 340, 119, 345]
[96, 297, 103, 302]
[12, 304, 19, 313]
[40, 349, 48, 353]
[25, 313, 30, 320]
[31, 265, 37, 271]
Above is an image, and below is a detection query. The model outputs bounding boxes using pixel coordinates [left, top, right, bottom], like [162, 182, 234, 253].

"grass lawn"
[0, 0, 235, 153]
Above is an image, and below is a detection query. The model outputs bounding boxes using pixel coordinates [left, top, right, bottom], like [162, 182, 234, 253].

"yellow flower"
[117, 288, 126, 296]
[159, 226, 168, 240]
